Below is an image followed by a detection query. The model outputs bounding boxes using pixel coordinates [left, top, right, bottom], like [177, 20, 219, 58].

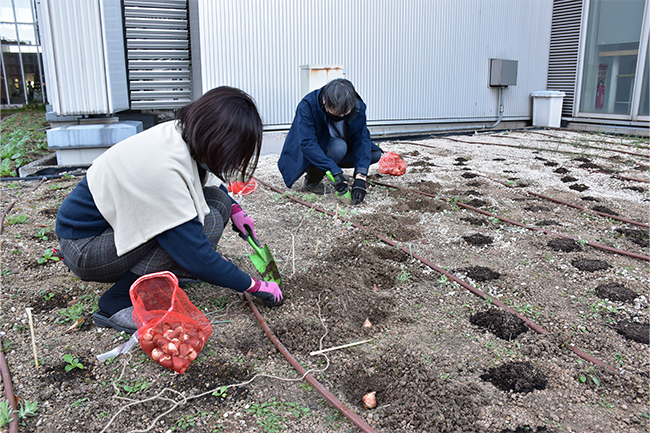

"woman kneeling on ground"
[55, 86, 283, 334]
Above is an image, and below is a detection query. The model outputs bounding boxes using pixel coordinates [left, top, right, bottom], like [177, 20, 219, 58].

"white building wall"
[197, 0, 553, 126]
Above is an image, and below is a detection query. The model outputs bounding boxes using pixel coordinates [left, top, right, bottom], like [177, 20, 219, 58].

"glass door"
[578, 0, 649, 121]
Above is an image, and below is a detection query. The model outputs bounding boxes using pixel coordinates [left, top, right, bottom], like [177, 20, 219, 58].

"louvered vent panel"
[548, 0, 583, 117]
[124, 0, 190, 109]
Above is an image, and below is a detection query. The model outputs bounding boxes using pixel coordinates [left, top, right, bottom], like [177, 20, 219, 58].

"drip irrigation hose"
[0, 343, 18, 433]
[525, 191, 649, 229]
[253, 178, 617, 373]
[433, 136, 642, 165]
[243, 293, 379, 433]
[501, 130, 650, 159]
[371, 180, 649, 262]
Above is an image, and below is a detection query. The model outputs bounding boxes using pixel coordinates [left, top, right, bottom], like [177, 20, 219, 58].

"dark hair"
[321, 79, 357, 115]
[175, 86, 263, 182]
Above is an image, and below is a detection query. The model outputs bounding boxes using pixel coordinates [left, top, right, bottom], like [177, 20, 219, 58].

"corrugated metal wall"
[36, 0, 129, 115]
[547, 0, 583, 118]
[197, 0, 553, 126]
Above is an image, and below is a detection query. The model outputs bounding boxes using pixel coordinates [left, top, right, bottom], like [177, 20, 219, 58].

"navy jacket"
[277, 87, 379, 187]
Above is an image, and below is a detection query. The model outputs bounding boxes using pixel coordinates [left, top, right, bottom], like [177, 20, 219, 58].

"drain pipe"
[371, 87, 505, 138]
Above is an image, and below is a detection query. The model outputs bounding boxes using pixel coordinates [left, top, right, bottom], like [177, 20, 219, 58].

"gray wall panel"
[197, 0, 553, 126]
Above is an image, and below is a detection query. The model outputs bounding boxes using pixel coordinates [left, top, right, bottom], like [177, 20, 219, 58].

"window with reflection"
[0, 0, 44, 105]
[579, 0, 646, 116]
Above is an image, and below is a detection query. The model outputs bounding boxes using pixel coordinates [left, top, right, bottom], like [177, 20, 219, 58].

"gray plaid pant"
[58, 186, 231, 282]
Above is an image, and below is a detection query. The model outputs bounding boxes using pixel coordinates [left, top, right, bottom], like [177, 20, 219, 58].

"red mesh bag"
[378, 152, 407, 176]
[130, 271, 213, 374]
[228, 178, 258, 195]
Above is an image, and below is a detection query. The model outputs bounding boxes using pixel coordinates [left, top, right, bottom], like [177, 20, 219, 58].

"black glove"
[351, 177, 366, 204]
[332, 172, 348, 195]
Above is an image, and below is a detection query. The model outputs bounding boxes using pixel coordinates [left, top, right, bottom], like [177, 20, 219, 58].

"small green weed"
[576, 360, 600, 387]
[246, 398, 311, 433]
[6, 214, 27, 225]
[70, 398, 88, 408]
[396, 265, 412, 283]
[34, 228, 49, 240]
[212, 385, 228, 398]
[37, 248, 60, 264]
[0, 400, 13, 428]
[56, 303, 84, 324]
[0, 399, 38, 428]
[120, 380, 150, 395]
[63, 354, 84, 372]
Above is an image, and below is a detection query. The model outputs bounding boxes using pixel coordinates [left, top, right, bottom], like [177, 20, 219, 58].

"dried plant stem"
[25, 308, 39, 369]
[309, 338, 374, 356]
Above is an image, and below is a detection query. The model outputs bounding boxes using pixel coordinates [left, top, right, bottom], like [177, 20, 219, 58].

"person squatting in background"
[55, 87, 283, 334]
[277, 78, 382, 204]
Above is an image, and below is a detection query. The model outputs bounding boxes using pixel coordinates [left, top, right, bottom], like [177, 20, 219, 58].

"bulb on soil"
[362, 391, 377, 410]
[363, 318, 372, 328]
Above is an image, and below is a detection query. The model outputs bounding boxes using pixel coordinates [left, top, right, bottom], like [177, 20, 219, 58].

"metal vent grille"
[124, 0, 191, 109]
[548, 0, 583, 117]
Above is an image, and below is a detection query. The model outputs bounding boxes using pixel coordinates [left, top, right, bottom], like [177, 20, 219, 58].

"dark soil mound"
[463, 233, 493, 246]
[458, 266, 501, 281]
[461, 172, 479, 179]
[461, 217, 489, 226]
[464, 190, 481, 196]
[615, 228, 649, 247]
[554, 167, 569, 174]
[571, 258, 610, 272]
[469, 309, 528, 340]
[561, 176, 578, 183]
[578, 162, 603, 170]
[592, 205, 619, 216]
[595, 283, 637, 303]
[536, 220, 560, 226]
[624, 186, 647, 193]
[613, 321, 650, 344]
[524, 205, 551, 212]
[409, 179, 442, 194]
[547, 238, 582, 252]
[500, 426, 551, 433]
[466, 198, 487, 208]
[544, 161, 558, 167]
[580, 196, 600, 202]
[569, 183, 589, 192]
[480, 361, 547, 393]
[466, 180, 482, 187]
[573, 157, 592, 163]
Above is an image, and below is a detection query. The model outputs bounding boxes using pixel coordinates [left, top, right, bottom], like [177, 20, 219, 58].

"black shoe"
[303, 166, 333, 195]
[303, 178, 333, 194]
[93, 307, 137, 334]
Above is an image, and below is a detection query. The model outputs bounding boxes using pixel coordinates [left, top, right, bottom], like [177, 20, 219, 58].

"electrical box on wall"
[489, 59, 518, 87]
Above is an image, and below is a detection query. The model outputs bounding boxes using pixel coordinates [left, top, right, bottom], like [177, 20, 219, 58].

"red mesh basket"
[378, 152, 407, 176]
[130, 271, 213, 374]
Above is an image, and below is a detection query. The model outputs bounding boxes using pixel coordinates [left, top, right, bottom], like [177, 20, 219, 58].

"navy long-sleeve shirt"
[56, 177, 251, 291]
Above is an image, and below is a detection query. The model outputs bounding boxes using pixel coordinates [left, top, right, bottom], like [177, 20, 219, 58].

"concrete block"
[47, 121, 143, 165]
[47, 121, 143, 149]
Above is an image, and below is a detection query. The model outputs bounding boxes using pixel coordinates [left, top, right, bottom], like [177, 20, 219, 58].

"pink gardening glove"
[247, 278, 283, 306]
[231, 203, 257, 240]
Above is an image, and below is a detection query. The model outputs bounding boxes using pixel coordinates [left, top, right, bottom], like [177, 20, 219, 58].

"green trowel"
[325, 171, 353, 205]
[243, 227, 282, 284]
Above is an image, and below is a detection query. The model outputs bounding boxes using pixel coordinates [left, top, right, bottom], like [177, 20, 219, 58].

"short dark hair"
[176, 86, 263, 182]
[321, 79, 357, 115]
